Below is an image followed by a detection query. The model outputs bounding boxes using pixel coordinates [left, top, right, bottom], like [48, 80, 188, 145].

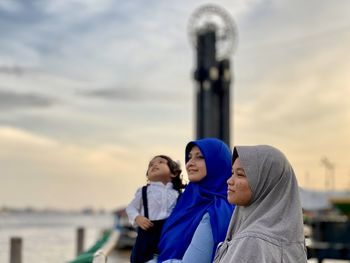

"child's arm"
[126, 188, 154, 230]
[125, 188, 143, 227]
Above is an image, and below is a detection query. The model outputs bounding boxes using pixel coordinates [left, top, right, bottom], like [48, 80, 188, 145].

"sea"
[0, 211, 130, 263]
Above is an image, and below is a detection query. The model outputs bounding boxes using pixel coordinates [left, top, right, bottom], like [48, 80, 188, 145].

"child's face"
[147, 156, 173, 184]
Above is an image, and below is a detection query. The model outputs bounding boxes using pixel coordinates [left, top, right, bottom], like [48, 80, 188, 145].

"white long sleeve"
[126, 182, 179, 227]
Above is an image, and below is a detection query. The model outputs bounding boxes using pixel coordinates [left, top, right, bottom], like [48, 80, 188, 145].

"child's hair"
[147, 155, 186, 192]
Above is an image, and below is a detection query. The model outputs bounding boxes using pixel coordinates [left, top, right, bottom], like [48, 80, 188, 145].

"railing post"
[10, 237, 22, 263]
[76, 227, 85, 256]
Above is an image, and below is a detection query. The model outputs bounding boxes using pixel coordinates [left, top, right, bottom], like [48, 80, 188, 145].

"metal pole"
[189, 4, 238, 148]
[10, 237, 22, 263]
[217, 59, 231, 146]
[195, 29, 218, 140]
[194, 30, 231, 147]
[76, 227, 85, 256]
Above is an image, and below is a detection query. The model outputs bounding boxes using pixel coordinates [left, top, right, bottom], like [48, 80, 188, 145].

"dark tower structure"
[188, 4, 238, 147]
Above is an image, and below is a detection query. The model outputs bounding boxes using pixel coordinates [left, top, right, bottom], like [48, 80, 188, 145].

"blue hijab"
[158, 138, 234, 261]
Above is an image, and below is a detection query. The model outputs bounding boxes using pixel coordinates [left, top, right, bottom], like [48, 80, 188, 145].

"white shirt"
[126, 181, 179, 227]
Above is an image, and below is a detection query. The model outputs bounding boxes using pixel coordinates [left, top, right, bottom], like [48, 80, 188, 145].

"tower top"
[188, 4, 239, 59]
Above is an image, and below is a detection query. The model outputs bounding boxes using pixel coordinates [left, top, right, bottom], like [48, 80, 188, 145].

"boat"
[114, 208, 137, 249]
[329, 197, 350, 217]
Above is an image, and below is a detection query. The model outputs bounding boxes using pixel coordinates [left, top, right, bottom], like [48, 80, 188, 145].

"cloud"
[0, 65, 42, 77]
[0, 90, 56, 110]
[1, 0, 350, 209]
[229, 0, 350, 191]
[0, 126, 56, 146]
[0, 0, 23, 13]
[0, 126, 141, 208]
[0, 125, 190, 209]
[78, 86, 188, 103]
[0, 65, 25, 76]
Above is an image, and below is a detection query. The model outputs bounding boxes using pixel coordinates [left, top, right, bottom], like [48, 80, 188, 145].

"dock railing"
[92, 230, 119, 263]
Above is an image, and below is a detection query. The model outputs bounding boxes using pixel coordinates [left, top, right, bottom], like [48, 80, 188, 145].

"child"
[126, 155, 185, 263]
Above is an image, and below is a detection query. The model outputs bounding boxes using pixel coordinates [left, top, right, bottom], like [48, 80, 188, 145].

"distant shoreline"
[0, 206, 114, 215]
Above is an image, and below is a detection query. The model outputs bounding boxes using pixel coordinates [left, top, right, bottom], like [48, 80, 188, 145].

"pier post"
[76, 227, 85, 256]
[10, 237, 22, 263]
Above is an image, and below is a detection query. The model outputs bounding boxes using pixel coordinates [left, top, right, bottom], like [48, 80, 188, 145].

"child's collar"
[149, 181, 173, 188]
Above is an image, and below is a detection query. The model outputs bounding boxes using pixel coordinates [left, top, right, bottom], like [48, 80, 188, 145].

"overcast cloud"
[1, 0, 349, 210]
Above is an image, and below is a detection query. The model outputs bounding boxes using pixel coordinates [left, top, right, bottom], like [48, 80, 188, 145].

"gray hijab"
[214, 145, 307, 263]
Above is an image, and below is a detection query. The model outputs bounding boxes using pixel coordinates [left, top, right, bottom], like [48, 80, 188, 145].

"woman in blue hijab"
[156, 138, 234, 263]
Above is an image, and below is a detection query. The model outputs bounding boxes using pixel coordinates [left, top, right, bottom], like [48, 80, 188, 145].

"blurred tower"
[188, 4, 238, 147]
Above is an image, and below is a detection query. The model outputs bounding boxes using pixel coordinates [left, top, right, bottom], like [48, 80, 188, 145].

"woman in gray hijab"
[213, 145, 307, 263]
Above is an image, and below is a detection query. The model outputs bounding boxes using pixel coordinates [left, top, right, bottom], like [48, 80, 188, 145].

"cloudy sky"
[1, 0, 349, 210]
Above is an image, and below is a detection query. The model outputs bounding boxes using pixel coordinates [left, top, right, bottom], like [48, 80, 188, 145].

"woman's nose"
[227, 176, 234, 185]
[186, 158, 194, 166]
